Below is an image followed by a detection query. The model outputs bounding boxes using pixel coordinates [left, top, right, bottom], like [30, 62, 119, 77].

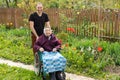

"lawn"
[0, 25, 34, 64]
[0, 64, 41, 80]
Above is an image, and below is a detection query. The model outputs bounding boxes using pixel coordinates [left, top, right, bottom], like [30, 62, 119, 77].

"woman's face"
[44, 28, 52, 36]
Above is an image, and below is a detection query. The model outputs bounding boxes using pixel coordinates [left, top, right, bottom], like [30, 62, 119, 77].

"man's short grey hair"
[36, 2, 43, 6]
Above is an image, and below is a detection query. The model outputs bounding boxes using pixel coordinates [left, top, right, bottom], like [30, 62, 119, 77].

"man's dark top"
[29, 12, 49, 36]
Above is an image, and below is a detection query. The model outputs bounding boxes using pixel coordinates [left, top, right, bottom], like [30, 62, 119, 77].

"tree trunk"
[5, 0, 9, 8]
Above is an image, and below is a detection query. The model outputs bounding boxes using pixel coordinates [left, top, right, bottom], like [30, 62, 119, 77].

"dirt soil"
[104, 65, 120, 76]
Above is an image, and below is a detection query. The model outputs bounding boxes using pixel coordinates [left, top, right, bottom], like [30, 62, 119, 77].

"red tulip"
[66, 28, 75, 33]
[97, 46, 103, 52]
[58, 39, 62, 44]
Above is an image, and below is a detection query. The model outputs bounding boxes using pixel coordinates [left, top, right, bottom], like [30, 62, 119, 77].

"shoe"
[42, 77, 46, 80]
[49, 72, 56, 80]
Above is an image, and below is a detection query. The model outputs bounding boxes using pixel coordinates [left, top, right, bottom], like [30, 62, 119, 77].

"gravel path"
[0, 58, 95, 80]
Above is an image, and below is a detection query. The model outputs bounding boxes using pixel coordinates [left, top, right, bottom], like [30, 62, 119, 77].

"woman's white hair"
[43, 27, 52, 34]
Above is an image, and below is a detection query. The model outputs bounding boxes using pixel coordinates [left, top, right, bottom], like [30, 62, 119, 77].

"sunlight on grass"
[0, 64, 41, 80]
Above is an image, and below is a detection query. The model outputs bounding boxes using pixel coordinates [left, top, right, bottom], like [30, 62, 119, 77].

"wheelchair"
[34, 51, 66, 80]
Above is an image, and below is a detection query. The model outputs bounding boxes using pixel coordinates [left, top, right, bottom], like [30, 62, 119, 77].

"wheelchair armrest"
[36, 51, 42, 62]
[38, 51, 42, 54]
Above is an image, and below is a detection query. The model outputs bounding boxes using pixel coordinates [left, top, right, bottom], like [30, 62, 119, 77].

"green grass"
[0, 64, 41, 80]
[0, 26, 34, 64]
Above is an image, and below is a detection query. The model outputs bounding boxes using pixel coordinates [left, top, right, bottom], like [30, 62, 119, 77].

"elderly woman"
[34, 27, 66, 80]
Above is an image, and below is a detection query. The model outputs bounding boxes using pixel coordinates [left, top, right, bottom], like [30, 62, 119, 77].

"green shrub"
[109, 42, 120, 65]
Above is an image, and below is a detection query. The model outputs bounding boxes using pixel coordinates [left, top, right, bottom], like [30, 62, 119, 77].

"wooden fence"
[0, 8, 24, 28]
[0, 8, 120, 40]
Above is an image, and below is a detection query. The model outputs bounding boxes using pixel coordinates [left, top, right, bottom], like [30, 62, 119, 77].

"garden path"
[0, 58, 95, 80]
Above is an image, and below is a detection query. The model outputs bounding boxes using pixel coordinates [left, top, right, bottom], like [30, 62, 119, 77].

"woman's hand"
[52, 48, 57, 52]
[39, 47, 44, 52]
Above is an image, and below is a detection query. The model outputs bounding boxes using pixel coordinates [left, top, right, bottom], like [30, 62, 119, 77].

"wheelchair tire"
[62, 72, 66, 80]
[56, 71, 66, 80]
[34, 53, 41, 76]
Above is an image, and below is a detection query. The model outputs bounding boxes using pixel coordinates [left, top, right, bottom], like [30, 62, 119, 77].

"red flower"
[66, 28, 75, 33]
[58, 39, 62, 44]
[97, 46, 103, 52]
[65, 43, 69, 47]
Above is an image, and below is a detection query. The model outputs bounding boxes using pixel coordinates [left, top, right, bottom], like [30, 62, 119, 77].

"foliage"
[0, 0, 20, 8]
[1, 0, 120, 9]
[0, 64, 40, 80]
[104, 73, 120, 80]
[109, 42, 120, 65]
[60, 35, 120, 79]
[17, 0, 38, 27]
[56, 31, 69, 43]
[5, 22, 14, 29]
[46, 0, 59, 8]
[0, 25, 120, 79]
[0, 25, 33, 64]
[58, 11, 101, 39]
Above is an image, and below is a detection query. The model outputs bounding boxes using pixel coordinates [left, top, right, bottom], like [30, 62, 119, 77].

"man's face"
[36, 4, 43, 12]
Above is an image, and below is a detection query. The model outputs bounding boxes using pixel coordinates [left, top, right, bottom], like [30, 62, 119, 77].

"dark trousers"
[31, 33, 36, 55]
[49, 72, 56, 80]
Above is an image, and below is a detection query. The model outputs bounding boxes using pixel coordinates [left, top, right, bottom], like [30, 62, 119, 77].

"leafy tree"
[0, 0, 120, 9]
[0, 0, 21, 8]
[99, 0, 120, 9]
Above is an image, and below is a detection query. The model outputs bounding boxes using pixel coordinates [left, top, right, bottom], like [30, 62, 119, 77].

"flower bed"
[0, 25, 120, 79]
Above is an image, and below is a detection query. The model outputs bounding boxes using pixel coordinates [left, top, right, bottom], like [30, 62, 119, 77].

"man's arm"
[29, 21, 39, 39]
[45, 21, 51, 28]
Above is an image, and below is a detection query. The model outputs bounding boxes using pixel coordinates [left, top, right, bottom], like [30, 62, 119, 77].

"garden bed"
[0, 25, 120, 79]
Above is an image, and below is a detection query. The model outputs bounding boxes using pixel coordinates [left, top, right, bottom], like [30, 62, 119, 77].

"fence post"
[114, 12, 119, 37]
[14, 8, 17, 28]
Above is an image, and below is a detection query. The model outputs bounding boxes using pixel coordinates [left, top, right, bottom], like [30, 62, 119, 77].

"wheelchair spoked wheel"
[56, 71, 66, 80]
[62, 71, 66, 80]
[34, 53, 41, 76]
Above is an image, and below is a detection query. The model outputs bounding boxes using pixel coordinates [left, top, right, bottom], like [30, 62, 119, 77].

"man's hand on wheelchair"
[52, 48, 57, 52]
[39, 47, 44, 52]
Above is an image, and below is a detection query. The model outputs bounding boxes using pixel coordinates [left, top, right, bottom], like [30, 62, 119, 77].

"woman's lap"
[42, 51, 66, 73]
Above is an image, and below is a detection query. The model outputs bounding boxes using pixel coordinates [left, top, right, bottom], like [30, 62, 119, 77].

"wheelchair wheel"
[62, 72, 66, 80]
[61, 71, 66, 80]
[56, 71, 66, 80]
[34, 53, 41, 76]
